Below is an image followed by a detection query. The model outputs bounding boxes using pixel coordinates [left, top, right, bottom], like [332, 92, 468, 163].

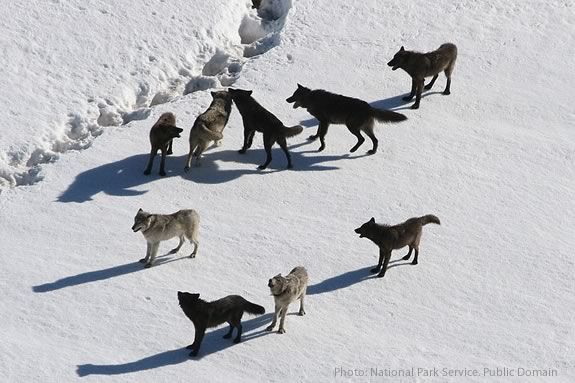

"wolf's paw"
[189, 350, 199, 357]
[184, 166, 190, 172]
[189, 253, 196, 259]
[298, 310, 306, 316]
[143, 170, 151, 175]
[167, 150, 173, 155]
[402, 254, 411, 260]
[238, 148, 247, 154]
[257, 164, 267, 170]
[411, 103, 420, 109]
[186, 344, 195, 350]
[223, 333, 232, 339]
[370, 267, 380, 273]
[424, 84, 433, 90]
[287, 163, 293, 169]
[376, 272, 386, 278]
[443, 90, 451, 95]
[278, 328, 285, 334]
[402, 96, 414, 101]
[144, 263, 153, 269]
[412, 260, 418, 265]
[367, 149, 376, 155]
[138, 258, 147, 263]
[318, 145, 326, 152]
[308, 135, 318, 141]
[159, 171, 166, 177]
[233, 338, 242, 344]
[265, 325, 275, 331]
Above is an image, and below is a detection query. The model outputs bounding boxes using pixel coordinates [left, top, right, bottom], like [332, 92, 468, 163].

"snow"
[1, 0, 574, 382]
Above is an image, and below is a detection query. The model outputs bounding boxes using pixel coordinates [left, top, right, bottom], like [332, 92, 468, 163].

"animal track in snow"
[0, 0, 293, 190]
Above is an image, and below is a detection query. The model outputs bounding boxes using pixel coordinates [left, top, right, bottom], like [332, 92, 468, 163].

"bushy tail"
[371, 108, 407, 123]
[282, 125, 304, 138]
[243, 300, 265, 315]
[420, 214, 441, 226]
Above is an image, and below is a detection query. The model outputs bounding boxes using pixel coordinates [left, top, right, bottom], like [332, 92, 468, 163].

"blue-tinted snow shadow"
[307, 266, 374, 295]
[76, 314, 273, 376]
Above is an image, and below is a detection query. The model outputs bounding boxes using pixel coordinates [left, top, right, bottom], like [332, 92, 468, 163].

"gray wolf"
[143, 112, 183, 176]
[286, 84, 407, 153]
[229, 88, 303, 170]
[184, 91, 233, 171]
[387, 43, 457, 109]
[131, 208, 199, 268]
[355, 215, 440, 278]
[266, 266, 308, 334]
[177, 291, 265, 357]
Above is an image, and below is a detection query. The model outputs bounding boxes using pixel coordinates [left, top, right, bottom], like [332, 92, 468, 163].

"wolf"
[131, 208, 199, 268]
[286, 84, 407, 153]
[266, 266, 308, 334]
[184, 91, 233, 171]
[355, 215, 440, 278]
[229, 88, 303, 170]
[387, 43, 458, 109]
[143, 112, 184, 176]
[177, 291, 265, 357]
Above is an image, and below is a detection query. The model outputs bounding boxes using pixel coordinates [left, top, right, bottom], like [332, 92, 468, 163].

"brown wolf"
[229, 88, 303, 170]
[355, 215, 440, 278]
[184, 91, 232, 171]
[143, 112, 183, 176]
[286, 84, 407, 153]
[387, 43, 457, 109]
[177, 291, 265, 357]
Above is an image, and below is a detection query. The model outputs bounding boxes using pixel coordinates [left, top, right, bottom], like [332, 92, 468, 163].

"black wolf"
[286, 84, 406, 153]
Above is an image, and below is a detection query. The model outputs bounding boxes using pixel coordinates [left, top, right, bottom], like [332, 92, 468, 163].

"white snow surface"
[1, 0, 574, 382]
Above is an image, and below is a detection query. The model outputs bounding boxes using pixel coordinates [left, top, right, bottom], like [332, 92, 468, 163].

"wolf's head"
[354, 217, 377, 238]
[387, 46, 408, 71]
[228, 88, 253, 102]
[286, 83, 311, 109]
[132, 208, 153, 233]
[157, 112, 176, 126]
[268, 274, 286, 296]
[211, 90, 232, 102]
[177, 291, 201, 305]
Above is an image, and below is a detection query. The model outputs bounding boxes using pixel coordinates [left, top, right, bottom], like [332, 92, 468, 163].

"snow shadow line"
[76, 314, 273, 376]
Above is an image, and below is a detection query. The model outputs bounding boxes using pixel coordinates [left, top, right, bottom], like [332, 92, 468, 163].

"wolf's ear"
[369, 217, 375, 223]
[191, 293, 200, 300]
[400, 46, 405, 51]
[211, 91, 217, 97]
[138, 208, 143, 212]
[297, 83, 303, 88]
[247, 90, 253, 96]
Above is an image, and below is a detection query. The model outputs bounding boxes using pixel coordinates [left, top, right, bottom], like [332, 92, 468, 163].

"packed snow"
[1, 0, 573, 382]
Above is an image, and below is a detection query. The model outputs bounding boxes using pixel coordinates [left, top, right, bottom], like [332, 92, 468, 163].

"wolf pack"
[132, 42, 457, 357]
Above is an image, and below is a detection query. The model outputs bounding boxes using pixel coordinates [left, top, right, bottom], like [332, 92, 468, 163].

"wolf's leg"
[145, 242, 160, 268]
[314, 121, 329, 151]
[424, 74, 439, 90]
[402, 246, 413, 260]
[298, 294, 306, 316]
[266, 304, 281, 331]
[193, 141, 210, 167]
[258, 135, 274, 170]
[233, 318, 243, 343]
[169, 235, 184, 254]
[377, 250, 392, 278]
[411, 79, 424, 109]
[189, 239, 199, 258]
[189, 327, 205, 357]
[159, 146, 167, 176]
[443, 70, 451, 95]
[278, 306, 288, 334]
[371, 248, 385, 273]
[348, 125, 365, 153]
[363, 122, 378, 155]
[140, 242, 152, 263]
[143, 148, 158, 175]
[277, 136, 293, 169]
[167, 139, 173, 155]
[223, 323, 234, 339]
[403, 79, 416, 101]
[412, 247, 419, 265]
[184, 141, 196, 172]
[239, 129, 255, 153]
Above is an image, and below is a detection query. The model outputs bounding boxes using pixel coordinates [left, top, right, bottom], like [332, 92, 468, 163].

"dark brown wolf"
[286, 84, 407, 153]
[355, 215, 440, 278]
[387, 43, 457, 109]
[143, 112, 183, 176]
[229, 88, 303, 170]
[177, 291, 265, 357]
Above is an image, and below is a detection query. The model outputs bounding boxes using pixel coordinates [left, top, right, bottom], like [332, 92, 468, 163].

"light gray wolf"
[131, 208, 199, 268]
[285, 84, 407, 153]
[184, 91, 233, 171]
[178, 291, 265, 357]
[143, 112, 184, 176]
[229, 88, 303, 170]
[266, 266, 308, 334]
[387, 43, 457, 109]
[355, 215, 440, 278]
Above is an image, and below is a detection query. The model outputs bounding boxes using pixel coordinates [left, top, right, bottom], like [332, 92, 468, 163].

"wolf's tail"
[197, 123, 224, 141]
[282, 125, 304, 138]
[371, 108, 407, 123]
[419, 214, 441, 226]
[243, 300, 265, 315]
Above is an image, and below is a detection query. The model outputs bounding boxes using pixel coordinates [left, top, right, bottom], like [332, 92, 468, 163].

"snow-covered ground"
[1, 0, 574, 382]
